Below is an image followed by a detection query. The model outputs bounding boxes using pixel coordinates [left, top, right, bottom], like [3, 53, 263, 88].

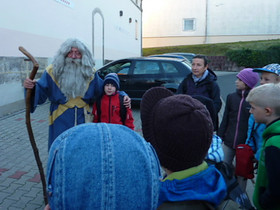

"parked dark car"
[97, 57, 191, 102]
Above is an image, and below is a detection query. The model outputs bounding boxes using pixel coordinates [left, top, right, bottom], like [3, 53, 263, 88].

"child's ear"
[265, 107, 273, 116]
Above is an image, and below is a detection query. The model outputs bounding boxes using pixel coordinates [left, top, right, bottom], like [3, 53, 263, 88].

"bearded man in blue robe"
[24, 38, 130, 150]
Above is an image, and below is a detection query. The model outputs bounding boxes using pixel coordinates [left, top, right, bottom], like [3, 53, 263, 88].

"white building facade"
[142, 0, 280, 48]
[0, 0, 142, 116]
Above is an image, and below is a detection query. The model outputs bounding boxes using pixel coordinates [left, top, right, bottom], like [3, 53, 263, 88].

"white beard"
[57, 58, 92, 100]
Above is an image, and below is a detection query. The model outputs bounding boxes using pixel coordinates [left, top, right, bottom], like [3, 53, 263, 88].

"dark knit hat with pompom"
[104, 73, 120, 90]
[140, 87, 213, 172]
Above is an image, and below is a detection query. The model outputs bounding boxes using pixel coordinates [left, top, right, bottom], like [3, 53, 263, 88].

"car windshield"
[149, 55, 185, 59]
[182, 59, 192, 67]
[134, 61, 161, 74]
[181, 55, 194, 61]
[99, 61, 131, 78]
[165, 53, 195, 63]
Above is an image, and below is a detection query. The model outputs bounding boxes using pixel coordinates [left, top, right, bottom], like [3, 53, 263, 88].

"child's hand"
[123, 95, 131, 109]
[44, 204, 51, 210]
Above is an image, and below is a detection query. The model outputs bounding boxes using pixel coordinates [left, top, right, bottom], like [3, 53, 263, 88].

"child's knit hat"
[104, 73, 120, 90]
[140, 87, 213, 172]
[47, 123, 161, 209]
[237, 68, 259, 89]
[253, 63, 280, 76]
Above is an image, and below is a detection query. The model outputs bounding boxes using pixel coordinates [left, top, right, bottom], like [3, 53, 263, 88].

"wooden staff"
[19, 46, 48, 205]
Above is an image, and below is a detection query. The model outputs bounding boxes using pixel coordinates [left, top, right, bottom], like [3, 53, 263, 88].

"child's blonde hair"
[246, 83, 280, 115]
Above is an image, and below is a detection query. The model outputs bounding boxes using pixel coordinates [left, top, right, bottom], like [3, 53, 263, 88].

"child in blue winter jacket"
[245, 63, 280, 161]
[141, 87, 227, 209]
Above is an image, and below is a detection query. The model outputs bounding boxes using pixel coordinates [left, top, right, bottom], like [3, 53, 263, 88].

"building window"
[183, 19, 195, 31]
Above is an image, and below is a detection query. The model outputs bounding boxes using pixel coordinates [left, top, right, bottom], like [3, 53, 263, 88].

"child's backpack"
[235, 144, 255, 179]
[96, 94, 127, 125]
[214, 161, 255, 209]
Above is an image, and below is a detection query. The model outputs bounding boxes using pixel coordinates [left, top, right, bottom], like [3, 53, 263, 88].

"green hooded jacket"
[253, 118, 280, 210]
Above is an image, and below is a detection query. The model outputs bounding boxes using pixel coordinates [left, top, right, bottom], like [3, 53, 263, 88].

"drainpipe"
[140, 0, 143, 56]
[204, 0, 209, 44]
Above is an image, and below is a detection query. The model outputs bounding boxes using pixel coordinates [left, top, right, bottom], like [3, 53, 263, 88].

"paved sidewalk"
[0, 102, 142, 209]
[0, 103, 49, 209]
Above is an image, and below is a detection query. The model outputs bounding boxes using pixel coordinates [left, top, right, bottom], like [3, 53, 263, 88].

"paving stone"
[8, 171, 28, 179]
[30, 193, 45, 206]
[25, 203, 44, 210]
[1, 183, 25, 194]
[9, 196, 33, 209]
[17, 182, 37, 192]
[0, 198, 18, 209]
[0, 191, 10, 203]
[25, 187, 43, 198]
[27, 173, 41, 183]
[7, 189, 28, 201]
[8, 206, 26, 210]
[0, 168, 9, 173]
[0, 185, 8, 192]
[0, 178, 15, 187]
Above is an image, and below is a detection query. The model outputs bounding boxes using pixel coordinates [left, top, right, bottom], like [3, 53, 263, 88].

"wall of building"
[1, 0, 142, 62]
[142, 0, 280, 48]
[0, 0, 142, 116]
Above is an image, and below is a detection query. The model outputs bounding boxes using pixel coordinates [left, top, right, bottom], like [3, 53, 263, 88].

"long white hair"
[52, 38, 95, 99]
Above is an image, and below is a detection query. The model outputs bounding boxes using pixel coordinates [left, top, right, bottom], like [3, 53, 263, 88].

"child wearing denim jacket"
[45, 123, 161, 209]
